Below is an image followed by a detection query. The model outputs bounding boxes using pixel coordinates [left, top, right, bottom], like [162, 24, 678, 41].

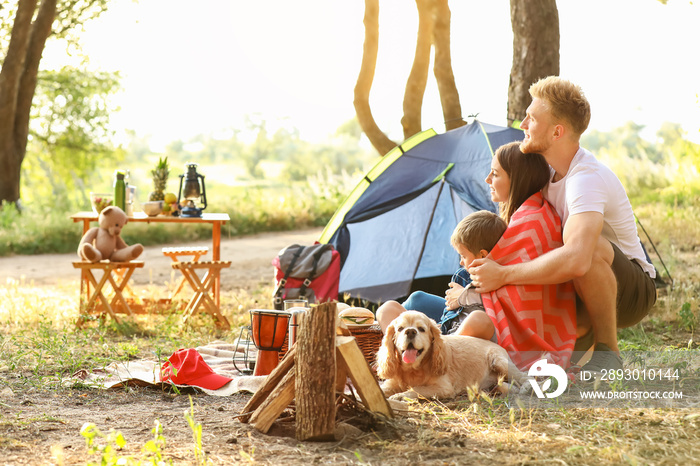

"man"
[468, 76, 657, 373]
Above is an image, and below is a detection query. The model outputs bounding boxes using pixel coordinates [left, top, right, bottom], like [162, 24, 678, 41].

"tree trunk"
[295, 302, 337, 441]
[17, 0, 58, 152]
[354, 0, 397, 156]
[0, 0, 58, 205]
[401, 0, 433, 139]
[507, 0, 560, 126]
[431, 0, 465, 131]
[0, 0, 34, 204]
[357, 0, 465, 152]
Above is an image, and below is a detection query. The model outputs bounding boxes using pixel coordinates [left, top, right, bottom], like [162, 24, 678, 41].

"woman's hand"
[445, 282, 464, 310]
[468, 258, 506, 293]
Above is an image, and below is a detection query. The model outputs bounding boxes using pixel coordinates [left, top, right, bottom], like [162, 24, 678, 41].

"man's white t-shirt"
[544, 147, 656, 278]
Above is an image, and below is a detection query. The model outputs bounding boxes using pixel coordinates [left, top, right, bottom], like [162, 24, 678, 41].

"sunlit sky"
[43, 0, 700, 149]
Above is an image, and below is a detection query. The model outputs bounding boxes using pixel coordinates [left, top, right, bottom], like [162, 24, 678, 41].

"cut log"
[239, 346, 296, 423]
[250, 368, 296, 433]
[295, 302, 337, 441]
[335, 347, 349, 393]
[336, 335, 393, 418]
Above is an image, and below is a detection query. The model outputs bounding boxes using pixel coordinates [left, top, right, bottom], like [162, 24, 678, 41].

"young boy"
[440, 210, 506, 342]
[376, 210, 506, 342]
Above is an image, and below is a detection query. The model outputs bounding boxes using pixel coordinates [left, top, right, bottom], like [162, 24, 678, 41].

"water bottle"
[126, 185, 136, 216]
[114, 170, 126, 212]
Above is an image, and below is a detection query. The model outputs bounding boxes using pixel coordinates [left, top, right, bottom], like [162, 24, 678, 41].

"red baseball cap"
[161, 348, 232, 390]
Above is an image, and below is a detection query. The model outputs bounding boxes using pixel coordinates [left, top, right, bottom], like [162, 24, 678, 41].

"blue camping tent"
[319, 120, 523, 305]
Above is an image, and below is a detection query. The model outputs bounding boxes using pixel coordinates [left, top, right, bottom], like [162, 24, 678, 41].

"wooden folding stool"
[171, 260, 231, 329]
[162, 246, 209, 298]
[72, 261, 145, 325]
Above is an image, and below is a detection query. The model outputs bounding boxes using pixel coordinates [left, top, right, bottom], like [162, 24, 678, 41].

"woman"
[377, 141, 577, 369]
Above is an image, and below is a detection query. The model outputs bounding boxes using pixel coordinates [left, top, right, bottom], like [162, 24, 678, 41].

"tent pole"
[635, 214, 673, 289]
[410, 179, 447, 285]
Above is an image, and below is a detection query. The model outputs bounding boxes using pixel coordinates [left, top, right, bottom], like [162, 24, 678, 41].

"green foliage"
[7, 119, 700, 259]
[141, 421, 171, 465]
[242, 116, 276, 178]
[124, 116, 375, 184]
[653, 122, 700, 205]
[0, 201, 21, 229]
[78, 399, 205, 465]
[52, 0, 110, 39]
[218, 183, 345, 236]
[1, 1, 110, 55]
[0, 179, 346, 256]
[184, 396, 207, 465]
[585, 121, 662, 162]
[81, 423, 128, 465]
[23, 66, 123, 211]
[678, 302, 696, 333]
[281, 117, 368, 182]
[0, 202, 83, 256]
[0, 0, 115, 207]
[80, 418, 178, 465]
[582, 120, 700, 207]
[634, 203, 700, 254]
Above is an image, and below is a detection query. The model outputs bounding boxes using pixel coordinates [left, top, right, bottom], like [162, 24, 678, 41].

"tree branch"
[431, 0, 464, 131]
[401, 0, 433, 139]
[14, 0, 58, 158]
[354, 0, 396, 155]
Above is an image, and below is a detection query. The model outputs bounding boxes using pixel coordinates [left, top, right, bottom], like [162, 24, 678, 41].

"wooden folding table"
[71, 211, 231, 310]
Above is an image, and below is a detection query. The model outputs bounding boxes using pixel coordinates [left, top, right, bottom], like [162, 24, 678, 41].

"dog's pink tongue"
[402, 349, 418, 364]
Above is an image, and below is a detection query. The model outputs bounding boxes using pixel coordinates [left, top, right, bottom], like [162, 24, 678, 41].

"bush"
[0, 180, 346, 257]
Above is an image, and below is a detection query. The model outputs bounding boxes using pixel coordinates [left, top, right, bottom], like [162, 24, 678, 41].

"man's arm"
[467, 211, 605, 292]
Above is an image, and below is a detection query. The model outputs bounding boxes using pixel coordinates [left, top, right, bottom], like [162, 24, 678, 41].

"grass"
[0, 276, 264, 388]
[1, 241, 699, 464]
[1, 170, 699, 462]
[80, 403, 205, 465]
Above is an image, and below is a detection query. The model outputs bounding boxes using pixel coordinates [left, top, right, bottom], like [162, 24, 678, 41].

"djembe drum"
[249, 309, 291, 376]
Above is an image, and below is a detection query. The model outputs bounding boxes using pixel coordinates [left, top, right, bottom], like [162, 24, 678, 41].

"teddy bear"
[78, 206, 144, 263]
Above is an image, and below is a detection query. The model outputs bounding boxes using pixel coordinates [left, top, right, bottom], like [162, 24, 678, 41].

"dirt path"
[0, 228, 324, 293]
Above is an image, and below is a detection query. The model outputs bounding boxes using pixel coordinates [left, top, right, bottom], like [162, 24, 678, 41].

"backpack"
[272, 243, 340, 310]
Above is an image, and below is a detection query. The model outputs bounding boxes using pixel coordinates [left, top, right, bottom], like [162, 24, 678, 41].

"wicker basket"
[348, 324, 383, 368]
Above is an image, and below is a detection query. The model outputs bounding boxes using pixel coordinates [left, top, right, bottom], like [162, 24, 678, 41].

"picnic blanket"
[67, 341, 266, 396]
[481, 192, 577, 370]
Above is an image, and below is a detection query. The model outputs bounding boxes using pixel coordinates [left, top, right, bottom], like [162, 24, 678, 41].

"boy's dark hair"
[450, 210, 507, 255]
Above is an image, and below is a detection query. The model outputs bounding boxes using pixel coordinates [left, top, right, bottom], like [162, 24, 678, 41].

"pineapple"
[149, 157, 170, 201]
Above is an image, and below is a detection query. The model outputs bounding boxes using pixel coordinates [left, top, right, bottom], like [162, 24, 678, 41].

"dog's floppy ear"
[376, 323, 399, 380]
[426, 319, 447, 376]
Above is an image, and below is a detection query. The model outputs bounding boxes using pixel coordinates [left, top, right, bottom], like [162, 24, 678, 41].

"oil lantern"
[177, 163, 207, 218]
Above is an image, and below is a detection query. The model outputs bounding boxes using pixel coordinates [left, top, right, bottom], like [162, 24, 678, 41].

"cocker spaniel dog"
[376, 311, 528, 400]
